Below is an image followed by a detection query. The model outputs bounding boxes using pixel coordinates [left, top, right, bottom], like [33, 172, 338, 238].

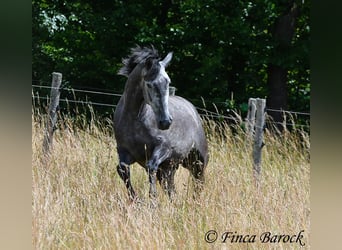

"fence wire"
[266, 108, 310, 116]
[32, 84, 122, 97]
[32, 95, 117, 108]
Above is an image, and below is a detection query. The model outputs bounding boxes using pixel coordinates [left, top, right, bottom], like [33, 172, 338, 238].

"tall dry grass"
[32, 109, 310, 249]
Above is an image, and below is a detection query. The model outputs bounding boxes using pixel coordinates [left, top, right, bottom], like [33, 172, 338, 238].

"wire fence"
[32, 83, 310, 129]
[32, 84, 239, 121]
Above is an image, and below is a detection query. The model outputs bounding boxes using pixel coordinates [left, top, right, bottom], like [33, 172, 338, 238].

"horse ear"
[160, 52, 173, 68]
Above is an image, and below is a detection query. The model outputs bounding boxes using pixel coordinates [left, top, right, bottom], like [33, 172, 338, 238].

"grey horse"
[114, 45, 208, 200]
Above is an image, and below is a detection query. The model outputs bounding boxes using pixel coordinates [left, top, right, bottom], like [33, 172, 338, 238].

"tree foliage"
[32, 0, 310, 118]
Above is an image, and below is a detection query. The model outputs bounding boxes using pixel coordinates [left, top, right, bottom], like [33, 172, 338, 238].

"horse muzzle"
[158, 116, 173, 130]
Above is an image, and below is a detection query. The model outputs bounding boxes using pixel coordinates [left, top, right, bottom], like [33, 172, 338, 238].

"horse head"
[141, 52, 173, 130]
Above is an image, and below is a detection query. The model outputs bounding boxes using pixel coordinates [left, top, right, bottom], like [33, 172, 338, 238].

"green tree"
[32, 0, 310, 125]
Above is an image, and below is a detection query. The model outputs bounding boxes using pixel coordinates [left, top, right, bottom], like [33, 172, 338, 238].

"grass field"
[32, 110, 310, 249]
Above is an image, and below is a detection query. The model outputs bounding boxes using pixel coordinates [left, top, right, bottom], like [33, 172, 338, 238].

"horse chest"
[116, 125, 154, 159]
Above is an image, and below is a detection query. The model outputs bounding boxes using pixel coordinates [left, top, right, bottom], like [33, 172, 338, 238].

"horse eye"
[146, 82, 152, 89]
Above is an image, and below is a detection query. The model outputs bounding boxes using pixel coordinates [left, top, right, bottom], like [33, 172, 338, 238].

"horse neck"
[122, 67, 145, 115]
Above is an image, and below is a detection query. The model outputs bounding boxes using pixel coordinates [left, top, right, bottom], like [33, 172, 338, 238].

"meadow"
[32, 109, 310, 249]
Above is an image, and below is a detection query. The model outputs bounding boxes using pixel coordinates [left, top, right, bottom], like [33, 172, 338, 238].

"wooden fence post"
[252, 98, 266, 180]
[169, 86, 176, 96]
[246, 98, 257, 138]
[43, 72, 62, 156]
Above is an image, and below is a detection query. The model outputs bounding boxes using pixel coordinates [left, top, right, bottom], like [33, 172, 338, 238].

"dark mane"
[118, 45, 160, 77]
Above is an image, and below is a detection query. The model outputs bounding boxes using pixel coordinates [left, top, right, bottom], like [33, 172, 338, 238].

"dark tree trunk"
[267, 1, 299, 129]
[267, 64, 288, 125]
[157, 0, 172, 28]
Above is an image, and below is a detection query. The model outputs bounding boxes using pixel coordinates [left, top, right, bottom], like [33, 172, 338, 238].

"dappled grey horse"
[114, 45, 208, 200]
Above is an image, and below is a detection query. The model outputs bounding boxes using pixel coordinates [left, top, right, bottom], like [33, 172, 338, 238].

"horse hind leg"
[183, 149, 206, 192]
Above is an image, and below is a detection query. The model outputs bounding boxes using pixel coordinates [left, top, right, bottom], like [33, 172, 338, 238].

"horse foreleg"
[146, 146, 171, 198]
[117, 162, 136, 201]
[148, 171, 157, 199]
[117, 148, 136, 201]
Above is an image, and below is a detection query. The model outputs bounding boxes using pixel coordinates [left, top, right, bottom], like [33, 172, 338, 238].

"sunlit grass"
[32, 109, 310, 249]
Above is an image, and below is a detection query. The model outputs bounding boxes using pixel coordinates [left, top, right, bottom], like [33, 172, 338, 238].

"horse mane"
[118, 45, 161, 77]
